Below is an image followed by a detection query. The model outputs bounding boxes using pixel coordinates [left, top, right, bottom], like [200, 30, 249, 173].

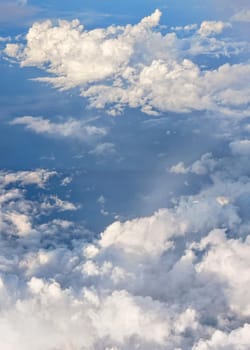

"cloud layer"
[0, 138, 250, 349]
[1, 6, 250, 350]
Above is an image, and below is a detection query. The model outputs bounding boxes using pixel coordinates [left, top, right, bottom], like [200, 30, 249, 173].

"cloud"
[197, 21, 231, 36]
[0, 139, 250, 348]
[0, 1, 38, 26]
[169, 161, 188, 174]
[10, 116, 107, 139]
[229, 139, 250, 156]
[170, 153, 217, 175]
[0, 168, 56, 188]
[231, 9, 250, 22]
[0, 36, 11, 42]
[89, 142, 116, 156]
[1, 7, 250, 350]
[4, 10, 249, 116]
[40, 195, 78, 212]
[0, 169, 78, 238]
[193, 324, 250, 350]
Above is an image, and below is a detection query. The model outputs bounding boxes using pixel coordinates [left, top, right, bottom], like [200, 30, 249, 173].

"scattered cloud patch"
[197, 21, 231, 37]
[89, 142, 116, 157]
[230, 139, 250, 156]
[10, 116, 107, 139]
[231, 9, 250, 22]
[170, 153, 217, 175]
[0, 169, 56, 188]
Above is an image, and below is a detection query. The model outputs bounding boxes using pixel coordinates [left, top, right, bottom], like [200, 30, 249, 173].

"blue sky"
[0, 1, 250, 349]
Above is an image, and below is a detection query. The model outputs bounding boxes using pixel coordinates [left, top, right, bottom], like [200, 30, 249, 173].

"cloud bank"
[1, 7, 250, 350]
[0, 138, 250, 349]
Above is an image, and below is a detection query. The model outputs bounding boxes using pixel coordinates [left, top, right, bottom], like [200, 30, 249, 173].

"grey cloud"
[0, 1, 38, 26]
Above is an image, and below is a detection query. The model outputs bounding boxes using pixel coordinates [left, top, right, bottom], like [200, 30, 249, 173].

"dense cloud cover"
[1, 5, 250, 350]
[0, 141, 250, 349]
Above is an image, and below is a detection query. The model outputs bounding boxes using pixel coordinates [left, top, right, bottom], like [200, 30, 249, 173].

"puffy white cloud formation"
[197, 21, 231, 36]
[10, 116, 107, 139]
[0, 143, 250, 349]
[0, 168, 56, 188]
[4, 10, 250, 116]
[170, 153, 217, 175]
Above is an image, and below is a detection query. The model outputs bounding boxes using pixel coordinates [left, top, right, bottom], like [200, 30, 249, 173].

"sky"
[0, 0, 250, 349]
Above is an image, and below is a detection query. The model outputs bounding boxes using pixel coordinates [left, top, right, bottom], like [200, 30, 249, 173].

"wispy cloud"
[10, 116, 108, 139]
[0, 1, 39, 26]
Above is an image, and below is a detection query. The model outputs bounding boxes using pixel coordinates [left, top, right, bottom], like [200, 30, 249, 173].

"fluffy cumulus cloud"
[4, 10, 250, 116]
[0, 137, 250, 349]
[170, 153, 217, 175]
[197, 20, 231, 36]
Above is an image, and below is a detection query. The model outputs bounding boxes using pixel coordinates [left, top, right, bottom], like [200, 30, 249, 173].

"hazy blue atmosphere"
[0, 1, 250, 349]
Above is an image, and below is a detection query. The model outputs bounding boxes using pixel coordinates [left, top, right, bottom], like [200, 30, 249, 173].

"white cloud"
[197, 21, 231, 37]
[1, 8, 250, 349]
[10, 116, 107, 139]
[4, 10, 249, 116]
[40, 195, 78, 212]
[171, 24, 198, 32]
[194, 229, 250, 317]
[170, 153, 217, 175]
[89, 142, 116, 156]
[0, 169, 77, 238]
[5, 212, 32, 236]
[193, 324, 250, 350]
[0, 36, 11, 42]
[216, 196, 230, 206]
[0, 149, 250, 348]
[60, 176, 72, 186]
[0, 169, 56, 188]
[97, 195, 106, 205]
[170, 161, 188, 174]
